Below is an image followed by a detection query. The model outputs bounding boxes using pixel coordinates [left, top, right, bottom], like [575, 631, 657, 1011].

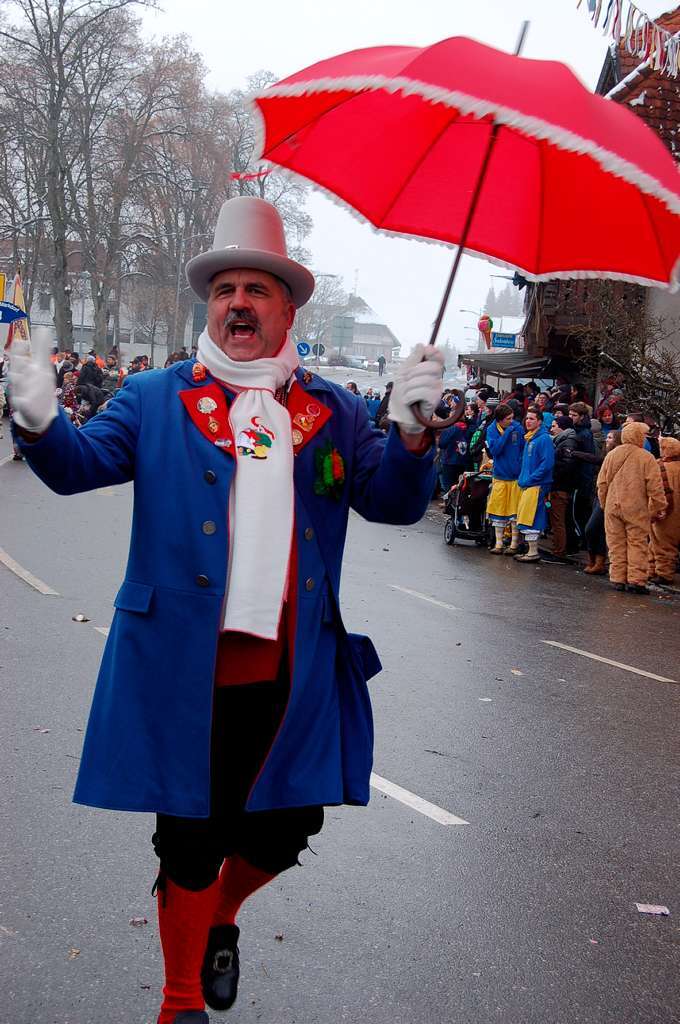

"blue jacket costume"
[518, 424, 555, 489]
[517, 424, 555, 533]
[485, 420, 524, 480]
[19, 361, 435, 818]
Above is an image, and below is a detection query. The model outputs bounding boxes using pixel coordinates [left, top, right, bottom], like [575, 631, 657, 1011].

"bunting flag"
[4, 272, 30, 351]
[577, 0, 680, 79]
[229, 169, 271, 181]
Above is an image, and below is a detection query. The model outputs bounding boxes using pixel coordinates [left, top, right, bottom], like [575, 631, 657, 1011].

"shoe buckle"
[213, 948, 234, 973]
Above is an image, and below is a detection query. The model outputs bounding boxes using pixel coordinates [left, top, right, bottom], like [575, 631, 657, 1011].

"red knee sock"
[212, 854, 275, 927]
[156, 875, 220, 1024]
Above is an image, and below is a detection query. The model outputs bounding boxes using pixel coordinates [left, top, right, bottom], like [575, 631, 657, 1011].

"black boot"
[171, 1014, 209, 1023]
[201, 924, 240, 1011]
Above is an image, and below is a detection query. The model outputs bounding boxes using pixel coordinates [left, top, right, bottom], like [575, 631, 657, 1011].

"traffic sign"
[296, 341, 311, 357]
[490, 332, 517, 349]
[311, 343, 325, 357]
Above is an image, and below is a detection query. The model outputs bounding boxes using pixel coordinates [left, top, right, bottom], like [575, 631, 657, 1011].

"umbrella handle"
[412, 389, 465, 430]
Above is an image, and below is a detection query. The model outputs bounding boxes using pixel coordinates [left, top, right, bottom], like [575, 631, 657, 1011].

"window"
[38, 292, 51, 311]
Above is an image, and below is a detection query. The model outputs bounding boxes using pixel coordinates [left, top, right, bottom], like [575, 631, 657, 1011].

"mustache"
[224, 310, 261, 332]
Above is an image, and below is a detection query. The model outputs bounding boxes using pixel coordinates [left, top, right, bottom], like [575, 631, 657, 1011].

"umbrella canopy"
[254, 37, 680, 291]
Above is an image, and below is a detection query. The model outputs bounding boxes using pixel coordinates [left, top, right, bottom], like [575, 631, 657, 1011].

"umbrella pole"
[426, 120, 501, 351]
[414, 21, 529, 430]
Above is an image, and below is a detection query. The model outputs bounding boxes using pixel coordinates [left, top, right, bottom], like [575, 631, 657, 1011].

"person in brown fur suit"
[597, 422, 666, 594]
[649, 436, 680, 586]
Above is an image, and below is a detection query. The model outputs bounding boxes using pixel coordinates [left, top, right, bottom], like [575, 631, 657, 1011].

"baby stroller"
[443, 470, 494, 547]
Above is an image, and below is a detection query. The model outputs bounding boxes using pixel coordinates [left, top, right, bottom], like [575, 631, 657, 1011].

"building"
[326, 299, 401, 363]
[522, 6, 680, 367]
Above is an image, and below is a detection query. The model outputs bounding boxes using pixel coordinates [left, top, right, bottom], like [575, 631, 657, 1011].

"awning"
[457, 351, 568, 379]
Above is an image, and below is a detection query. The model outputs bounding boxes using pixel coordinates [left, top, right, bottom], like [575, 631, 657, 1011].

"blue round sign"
[296, 341, 311, 358]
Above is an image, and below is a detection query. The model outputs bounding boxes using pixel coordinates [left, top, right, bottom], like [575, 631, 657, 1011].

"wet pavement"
[1, 430, 679, 1024]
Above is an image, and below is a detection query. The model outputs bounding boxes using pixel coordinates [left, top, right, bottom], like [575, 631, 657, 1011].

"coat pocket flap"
[113, 580, 155, 614]
[347, 632, 382, 682]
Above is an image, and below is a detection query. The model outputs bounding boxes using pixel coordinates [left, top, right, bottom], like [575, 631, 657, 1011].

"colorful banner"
[577, 1, 680, 78]
[4, 272, 30, 351]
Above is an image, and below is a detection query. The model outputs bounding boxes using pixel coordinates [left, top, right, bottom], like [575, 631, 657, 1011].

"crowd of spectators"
[425, 374, 679, 592]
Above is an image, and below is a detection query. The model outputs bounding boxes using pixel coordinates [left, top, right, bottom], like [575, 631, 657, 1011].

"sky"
[141, 0, 672, 354]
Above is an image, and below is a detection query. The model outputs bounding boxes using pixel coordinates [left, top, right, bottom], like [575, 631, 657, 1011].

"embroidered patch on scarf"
[236, 416, 276, 460]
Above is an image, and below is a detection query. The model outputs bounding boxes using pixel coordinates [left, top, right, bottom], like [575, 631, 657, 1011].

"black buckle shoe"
[201, 924, 240, 1012]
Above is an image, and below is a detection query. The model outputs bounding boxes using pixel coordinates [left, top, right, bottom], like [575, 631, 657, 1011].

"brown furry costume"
[597, 422, 666, 586]
[650, 436, 680, 582]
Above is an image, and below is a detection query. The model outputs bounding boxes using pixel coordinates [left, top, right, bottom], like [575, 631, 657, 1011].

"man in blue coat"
[515, 406, 555, 563]
[9, 197, 443, 1024]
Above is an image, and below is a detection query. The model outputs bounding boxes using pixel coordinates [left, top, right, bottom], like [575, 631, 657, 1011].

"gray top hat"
[185, 196, 315, 308]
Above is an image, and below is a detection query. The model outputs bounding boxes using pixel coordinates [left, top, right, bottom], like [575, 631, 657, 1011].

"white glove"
[387, 344, 444, 434]
[8, 329, 58, 434]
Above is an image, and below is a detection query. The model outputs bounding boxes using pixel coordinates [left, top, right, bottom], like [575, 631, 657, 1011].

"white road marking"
[541, 640, 677, 684]
[96, 487, 117, 496]
[390, 585, 459, 613]
[370, 772, 469, 826]
[0, 547, 59, 596]
[0, 454, 14, 468]
[94, 626, 110, 637]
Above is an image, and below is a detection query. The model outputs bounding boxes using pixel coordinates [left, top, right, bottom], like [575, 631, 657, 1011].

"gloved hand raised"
[8, 329, 58, 435]
[387, 344, 445, 435]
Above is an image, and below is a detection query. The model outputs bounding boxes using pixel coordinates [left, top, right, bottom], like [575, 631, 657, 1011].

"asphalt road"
[1, 429, 679, 1024]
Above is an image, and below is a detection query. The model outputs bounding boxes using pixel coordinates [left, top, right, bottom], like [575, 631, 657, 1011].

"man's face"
[207, 268, 295, 361]
[525, 411, 540, 432]
[569, 409, 580, 425]
[550, 420, 560, 436]
[500, 413, 514, 429]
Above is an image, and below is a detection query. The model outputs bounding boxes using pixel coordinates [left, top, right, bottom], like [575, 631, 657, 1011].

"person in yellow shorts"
[485, 404, 525, 555]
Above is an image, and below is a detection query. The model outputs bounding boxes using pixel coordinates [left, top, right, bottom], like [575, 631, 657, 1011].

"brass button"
[202, 521, 217, 535]
[305, 577, 315, 591]
[196, 574, 210, 588]
[304, 527, 314, 541]
[204, 470, 217, 484]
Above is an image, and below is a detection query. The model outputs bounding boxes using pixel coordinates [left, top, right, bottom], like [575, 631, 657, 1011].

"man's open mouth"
[228, 320, 257, 339]
[225, 314, 259, 340]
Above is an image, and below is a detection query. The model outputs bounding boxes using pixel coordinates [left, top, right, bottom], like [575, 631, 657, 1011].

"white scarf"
[196, 327, 299, 639]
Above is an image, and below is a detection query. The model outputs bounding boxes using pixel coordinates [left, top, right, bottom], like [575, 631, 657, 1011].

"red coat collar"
[178, 382, 235, 455]
[178, 371, 332, 457]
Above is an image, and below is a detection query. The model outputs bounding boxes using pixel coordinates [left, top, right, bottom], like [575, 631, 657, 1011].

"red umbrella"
[254, 33, 680, 424]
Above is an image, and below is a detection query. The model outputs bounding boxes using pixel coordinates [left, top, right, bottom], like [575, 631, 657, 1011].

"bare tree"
[568, 282, 680, 430]
[292, 274, 348, 348]
[0, 0, 155, 347]
[228, 71, 313, 251]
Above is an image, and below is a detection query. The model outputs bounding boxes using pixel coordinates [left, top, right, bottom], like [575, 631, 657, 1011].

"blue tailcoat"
[19, 361, 434, 817]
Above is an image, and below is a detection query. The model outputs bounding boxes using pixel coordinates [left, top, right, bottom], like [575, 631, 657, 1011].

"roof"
[456, 354, 573, 382]
[596, 6, 680, 160]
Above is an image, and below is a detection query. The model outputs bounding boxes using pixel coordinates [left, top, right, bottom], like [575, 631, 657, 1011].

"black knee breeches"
[152, 682, 324, 890]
